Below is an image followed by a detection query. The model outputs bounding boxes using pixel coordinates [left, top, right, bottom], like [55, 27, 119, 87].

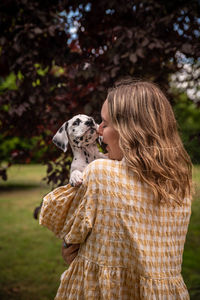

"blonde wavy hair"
[107, 79, 192, 204]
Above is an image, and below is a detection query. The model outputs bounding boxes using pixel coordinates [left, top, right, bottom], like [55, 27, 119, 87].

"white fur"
[52, 114, 106, 186]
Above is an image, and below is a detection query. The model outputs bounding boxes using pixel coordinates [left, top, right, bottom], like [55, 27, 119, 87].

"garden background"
[0, 0, 200, 299]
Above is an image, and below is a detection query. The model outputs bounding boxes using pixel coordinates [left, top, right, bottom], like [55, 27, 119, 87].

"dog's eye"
[85, 119, 94, 127]
[72, 118, 81, 126]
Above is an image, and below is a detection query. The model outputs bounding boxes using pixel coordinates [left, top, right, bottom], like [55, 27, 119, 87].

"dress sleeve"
[39, 164, 98, 244]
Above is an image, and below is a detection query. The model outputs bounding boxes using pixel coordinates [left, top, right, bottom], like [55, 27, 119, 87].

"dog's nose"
[85, 119, 94, 127]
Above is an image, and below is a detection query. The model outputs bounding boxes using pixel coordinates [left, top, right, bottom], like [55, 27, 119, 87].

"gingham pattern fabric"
[39, 158, 191, 300]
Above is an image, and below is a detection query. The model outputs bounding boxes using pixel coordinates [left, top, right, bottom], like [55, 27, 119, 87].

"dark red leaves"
[0, 0, 199, 184]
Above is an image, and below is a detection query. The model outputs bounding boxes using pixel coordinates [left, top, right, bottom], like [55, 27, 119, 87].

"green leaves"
[173, 92, 200, 163]
[0, 72, 17, 92]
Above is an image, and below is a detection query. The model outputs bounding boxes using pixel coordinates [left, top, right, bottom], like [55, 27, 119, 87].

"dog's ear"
[52, 122, 68, 152]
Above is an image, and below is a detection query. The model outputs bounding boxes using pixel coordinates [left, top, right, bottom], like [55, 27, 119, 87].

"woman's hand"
[61, 242, 80, 265]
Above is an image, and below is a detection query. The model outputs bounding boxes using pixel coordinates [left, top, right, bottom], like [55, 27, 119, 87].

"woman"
[40, 80, 192, 299]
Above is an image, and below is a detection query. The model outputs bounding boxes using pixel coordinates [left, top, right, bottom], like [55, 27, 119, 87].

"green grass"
[0, 165, 66, 300]
[0, 164, 200, 299]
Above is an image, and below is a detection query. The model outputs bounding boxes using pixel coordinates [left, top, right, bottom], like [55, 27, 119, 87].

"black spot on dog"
[84, 151, 87, 156]
[57, 142, 61, 147]
[80, 137, 83, 141]
[65, 122, 68, 131]
[85, 119, 94, 127]
[73, 139, 79, 145]
[61, 143, 65, 150]
[86, 158, 89, 164]
[72, 118, 81, 126]
[59, 126, 63, 133]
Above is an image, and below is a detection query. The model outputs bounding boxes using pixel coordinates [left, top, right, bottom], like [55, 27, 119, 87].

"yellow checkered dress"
[39, 158, 191, 300]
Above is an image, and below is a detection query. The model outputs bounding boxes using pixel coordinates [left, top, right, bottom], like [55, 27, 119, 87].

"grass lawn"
[0, 165, 66, 300]
[0, 164, 200, 299]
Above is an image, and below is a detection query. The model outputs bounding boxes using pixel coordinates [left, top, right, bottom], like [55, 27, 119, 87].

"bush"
[173, 92, 200, 164]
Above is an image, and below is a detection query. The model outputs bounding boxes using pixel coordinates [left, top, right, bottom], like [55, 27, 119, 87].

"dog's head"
[52, 114, 99, 152]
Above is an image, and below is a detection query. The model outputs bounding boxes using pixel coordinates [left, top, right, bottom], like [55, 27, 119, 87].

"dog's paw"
[70, 170, 83, 187]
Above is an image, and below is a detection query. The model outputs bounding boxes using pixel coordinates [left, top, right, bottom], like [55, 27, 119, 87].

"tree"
[0, 0, 199, 185]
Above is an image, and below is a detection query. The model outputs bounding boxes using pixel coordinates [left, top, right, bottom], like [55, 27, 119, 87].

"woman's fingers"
[61, 242, 80, 265]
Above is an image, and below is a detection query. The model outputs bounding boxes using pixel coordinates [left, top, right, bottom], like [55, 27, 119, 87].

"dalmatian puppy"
[52, 114, 107, 186]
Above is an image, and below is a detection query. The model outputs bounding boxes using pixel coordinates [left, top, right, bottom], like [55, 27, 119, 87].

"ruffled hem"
[55, 256, 189, 300]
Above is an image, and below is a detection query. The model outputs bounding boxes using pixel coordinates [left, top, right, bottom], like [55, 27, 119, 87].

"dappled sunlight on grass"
[1, 164, 48, 188]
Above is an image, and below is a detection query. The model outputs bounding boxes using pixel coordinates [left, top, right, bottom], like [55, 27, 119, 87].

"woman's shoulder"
[83, 158, 124, 178]
[88, 158, 122, 170]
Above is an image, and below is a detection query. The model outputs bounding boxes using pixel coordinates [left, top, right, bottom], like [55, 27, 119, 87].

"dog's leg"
[33, 200, 43, 219]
